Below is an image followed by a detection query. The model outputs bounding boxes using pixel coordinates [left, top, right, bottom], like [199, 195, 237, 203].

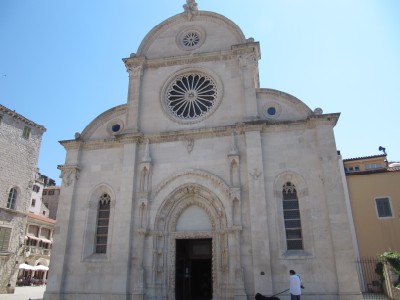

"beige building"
[45, 2, 361, 299]
[0, 104, 46, 293]
[344, 154, 400, 258]
[18, 213, 55, 283]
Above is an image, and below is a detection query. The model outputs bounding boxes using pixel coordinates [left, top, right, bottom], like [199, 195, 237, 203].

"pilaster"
[244, 128, 273, 296]
[44, 164, 80, 297]
[237, 42, 260, 121]
[123, 55, 145, 132]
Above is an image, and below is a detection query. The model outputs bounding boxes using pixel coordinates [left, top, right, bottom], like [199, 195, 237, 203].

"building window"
[95, 193, 111, 254]
[31, 199, 36, 207]
[166, 73, 218, 120]
[43, 190, 47, 195]
[345, 166, 360, 173]
[32, 185, 40, 193]
[177, 27, 205, 51]
[375, 197, 393, 219]
[0, 227, 12, 251]
[282, 182, 303, 250]
[0, 115, 3, 125]
[7, 188, 17, 209]
[23, 126, 31, 139]
[48, 190, 54, 195]
[365, 163, 383, 170]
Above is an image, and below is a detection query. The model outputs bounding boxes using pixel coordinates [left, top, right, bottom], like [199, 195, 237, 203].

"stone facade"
[45, 2, 362, 299]
[0, 104, 46, 294]
[42, 186, 61, 220]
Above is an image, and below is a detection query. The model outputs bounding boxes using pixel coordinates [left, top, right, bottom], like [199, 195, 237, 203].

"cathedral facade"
[45, 2, 361, 299]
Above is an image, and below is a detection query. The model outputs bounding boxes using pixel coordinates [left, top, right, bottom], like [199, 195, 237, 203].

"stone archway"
[152, 184, 229, 300]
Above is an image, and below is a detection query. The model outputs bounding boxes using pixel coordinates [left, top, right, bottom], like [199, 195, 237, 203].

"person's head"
[289, 270, 296, 275]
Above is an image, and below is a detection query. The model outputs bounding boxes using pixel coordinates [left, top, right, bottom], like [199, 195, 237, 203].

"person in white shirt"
[288, 269, 302, 300]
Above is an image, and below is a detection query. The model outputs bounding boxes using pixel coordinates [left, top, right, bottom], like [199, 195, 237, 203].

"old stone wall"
[0, 106, 45, 294]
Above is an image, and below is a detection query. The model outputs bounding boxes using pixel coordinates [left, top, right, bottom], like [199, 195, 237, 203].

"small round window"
[111, 124, 121, 133]
[263, 102, 281, 120]
[182, 32, 200, 48]
[267, 107, 276, 116]
[107, 119, 124, 135]
[177, 27, 205, 51]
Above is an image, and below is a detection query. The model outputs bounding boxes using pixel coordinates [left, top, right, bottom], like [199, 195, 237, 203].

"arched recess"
[82, 184, 116, 260]
[274, 171, 314, 258]
[150, 170, 235, 299]
[150, 169, 233, 228]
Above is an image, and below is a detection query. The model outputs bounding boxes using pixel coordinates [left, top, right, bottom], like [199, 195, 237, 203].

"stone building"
[45, 2, 361, 299]
[0, 104, 46, 293]
[42, 186, 61, 221]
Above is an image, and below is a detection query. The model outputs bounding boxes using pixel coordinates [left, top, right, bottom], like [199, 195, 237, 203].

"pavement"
[0, 286, 46, 300]
[0, 286, 389, 299]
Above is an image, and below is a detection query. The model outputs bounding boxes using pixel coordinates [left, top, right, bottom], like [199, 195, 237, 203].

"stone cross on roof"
[183, 0, 198, 20]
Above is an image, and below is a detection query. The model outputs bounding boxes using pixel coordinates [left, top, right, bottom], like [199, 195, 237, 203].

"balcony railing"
[25, 246, 51, 257]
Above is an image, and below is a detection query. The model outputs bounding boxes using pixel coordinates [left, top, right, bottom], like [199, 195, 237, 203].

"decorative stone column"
[130, 140, 151, 300]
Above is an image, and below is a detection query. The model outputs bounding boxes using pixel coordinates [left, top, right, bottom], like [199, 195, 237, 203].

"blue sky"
[1, 0, 399, 184]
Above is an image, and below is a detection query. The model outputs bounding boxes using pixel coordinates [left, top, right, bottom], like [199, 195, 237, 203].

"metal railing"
[355, 257, 390, 299]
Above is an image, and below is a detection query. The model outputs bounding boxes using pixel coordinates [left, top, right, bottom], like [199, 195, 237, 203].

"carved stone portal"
[150, 183, 243, 300]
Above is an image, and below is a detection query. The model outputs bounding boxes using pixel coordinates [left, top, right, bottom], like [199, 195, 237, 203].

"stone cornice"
[123, 45, 259, 70]
[59, 115, 339, 151]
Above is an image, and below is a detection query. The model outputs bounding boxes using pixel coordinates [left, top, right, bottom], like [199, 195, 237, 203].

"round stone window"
[263, 102, 281, 120]
[162, 69, 223, 124]
[177, 27, 205, 51]
[166, 73, 218, 119]
[182, 31, 200, 48]
[107, 119, 124, 135]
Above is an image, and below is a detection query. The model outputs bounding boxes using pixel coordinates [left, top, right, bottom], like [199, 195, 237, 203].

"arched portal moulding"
[150, 168, 234, 227]
[149, 169, 237, 299]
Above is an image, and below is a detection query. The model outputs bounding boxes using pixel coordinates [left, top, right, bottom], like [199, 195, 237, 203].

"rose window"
[166, 73, 218, 120]
[182, 32, 200, 48]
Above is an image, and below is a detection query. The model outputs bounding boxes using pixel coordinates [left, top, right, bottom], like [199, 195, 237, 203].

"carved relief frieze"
[184, 137, 194, 153]
[143, 47, 255, 69]
[249, 168, 262, 180]
[58, 165, 81, 187]
[152, 169, 231, 201]
[123, 58, 145, 79]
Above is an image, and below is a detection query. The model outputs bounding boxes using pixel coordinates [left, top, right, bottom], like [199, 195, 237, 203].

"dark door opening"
[176, 239, 212, 300]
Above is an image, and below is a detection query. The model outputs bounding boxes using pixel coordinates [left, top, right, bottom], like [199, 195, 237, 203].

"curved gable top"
[80, 104, 127, 140]
[257, 88, 314, 121]
[137, 11, 246, 59]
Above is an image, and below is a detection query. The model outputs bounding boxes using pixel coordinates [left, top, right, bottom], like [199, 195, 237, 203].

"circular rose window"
[166, 73, 218, 120]
[177, 27, 205, 51]
[182, 32, 200, 48]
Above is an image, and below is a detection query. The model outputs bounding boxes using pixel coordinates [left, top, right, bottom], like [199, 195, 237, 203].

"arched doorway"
[153, 184, 229, 300]
[175, 238, 212, 300]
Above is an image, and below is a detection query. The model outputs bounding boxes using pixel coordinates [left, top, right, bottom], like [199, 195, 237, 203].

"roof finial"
[183, 0, 198, 20]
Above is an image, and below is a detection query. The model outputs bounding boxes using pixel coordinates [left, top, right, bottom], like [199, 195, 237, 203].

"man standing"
[288, 270, 302, 300]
